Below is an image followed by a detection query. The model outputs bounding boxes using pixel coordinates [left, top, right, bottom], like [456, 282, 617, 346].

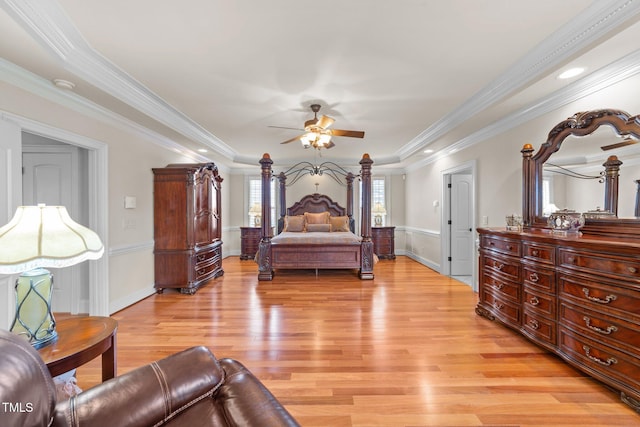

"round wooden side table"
[38, 316, 118, 382]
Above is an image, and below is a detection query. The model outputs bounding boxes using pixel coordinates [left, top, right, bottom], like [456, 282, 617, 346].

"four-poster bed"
[255, 153, 375, 280]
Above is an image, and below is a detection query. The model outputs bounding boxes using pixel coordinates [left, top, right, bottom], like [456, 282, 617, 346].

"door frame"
[440, 160, 477, 291]
[7, 111, 110, 316]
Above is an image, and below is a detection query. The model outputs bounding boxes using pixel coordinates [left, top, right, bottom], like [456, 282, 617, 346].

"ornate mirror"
[522, 109, 640, 237]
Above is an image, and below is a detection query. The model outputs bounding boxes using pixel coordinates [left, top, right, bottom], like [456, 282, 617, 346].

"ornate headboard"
[278, 193, 355, 233]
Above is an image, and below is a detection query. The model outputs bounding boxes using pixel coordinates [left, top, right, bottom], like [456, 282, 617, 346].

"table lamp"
[248, 203, 262, 227]
[372, 202, 387, 226]
[0, 205, 104, 348]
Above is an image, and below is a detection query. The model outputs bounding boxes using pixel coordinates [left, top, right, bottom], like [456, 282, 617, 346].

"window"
[372, 177, 386, 226]
[542, 176, 557, 216]
[248, 178, 276, 227]
[360, 176, 387, 226]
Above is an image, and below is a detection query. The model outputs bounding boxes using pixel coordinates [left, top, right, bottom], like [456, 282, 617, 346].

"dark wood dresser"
[476, 109, 640, 412]
[477, 228, 640, 411]
[371, 226, 395, 259]
[152, 162, 224, 294]
[240, 227, 260, 260]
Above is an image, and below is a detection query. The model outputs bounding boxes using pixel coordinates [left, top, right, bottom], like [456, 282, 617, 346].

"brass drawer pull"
[528, 319, 540, 330]
[492, 282, 504, 291]
[529, 296, 540, 306]
[582, 288, 617, 304]
[582, 345, 617, 367]
[583, 316, 618, 335]
[493, 302, 504, 310]
[197, 254, 207, 261]
[567, 256, 576, 264]
[506, 245, 513, 251]
[629, 266, 638, 274]
[531, 249, 539, 257]
[493, 261, 504, 270]
[529, 272, 539, 283]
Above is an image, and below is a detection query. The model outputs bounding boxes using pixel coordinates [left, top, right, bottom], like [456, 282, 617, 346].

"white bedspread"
[271, 231, 362, 245]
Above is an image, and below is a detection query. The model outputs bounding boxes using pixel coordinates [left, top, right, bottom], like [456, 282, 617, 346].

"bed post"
[277, 172, 287, 234]
[359, 154, 375, 279]
[258, 153, 274, 280]
[346, 172, 355, 232]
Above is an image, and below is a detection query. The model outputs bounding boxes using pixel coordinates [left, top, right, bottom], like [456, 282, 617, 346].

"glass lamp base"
[11, 268, 58, 349]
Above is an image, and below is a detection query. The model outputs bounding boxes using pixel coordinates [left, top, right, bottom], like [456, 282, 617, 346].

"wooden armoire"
[152, 162, 223, 294]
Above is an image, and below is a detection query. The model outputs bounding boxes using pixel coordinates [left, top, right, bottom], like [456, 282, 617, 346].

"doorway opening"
[441, 161, 477, 291]
[15, 118, 109, 317]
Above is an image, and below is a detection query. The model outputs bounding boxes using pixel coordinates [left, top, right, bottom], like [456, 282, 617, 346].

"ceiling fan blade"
[325, 141, 335, 149]
[268, 125, 304, 131]
[316, 115, 335, 129]
[280, 135, 304, 144]
[330, 129, 365, 138]
[601, 138, 637, 151]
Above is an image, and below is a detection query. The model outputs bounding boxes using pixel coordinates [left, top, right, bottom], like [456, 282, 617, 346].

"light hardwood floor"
[74, 256, 638, 426]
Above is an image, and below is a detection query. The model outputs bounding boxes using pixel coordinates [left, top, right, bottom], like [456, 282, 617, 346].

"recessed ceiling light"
[558, 67, 585, 79]
[198, 148, 208, 153]
[423, 149, 434, 154]
[52, 79, 75, 90]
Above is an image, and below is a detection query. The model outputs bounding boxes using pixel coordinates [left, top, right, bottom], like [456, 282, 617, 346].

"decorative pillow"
[283, 215, 305, 232]
[304, 211, 330, 225]
[329, 215, 350, 232]
[306, 223, 331, 232]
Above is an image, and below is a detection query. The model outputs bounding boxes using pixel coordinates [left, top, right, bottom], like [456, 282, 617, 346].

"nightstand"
[240, 227, 261, 260]
[371, 226, 395, 259]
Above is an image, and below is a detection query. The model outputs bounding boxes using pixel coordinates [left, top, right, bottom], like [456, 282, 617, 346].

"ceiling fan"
[600, 135, 638, 151]
[270, 104, 365, 150]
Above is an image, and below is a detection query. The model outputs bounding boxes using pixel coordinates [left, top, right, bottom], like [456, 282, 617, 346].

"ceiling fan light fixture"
[300, 133, 314, 148]
[318, 133, 331, 146]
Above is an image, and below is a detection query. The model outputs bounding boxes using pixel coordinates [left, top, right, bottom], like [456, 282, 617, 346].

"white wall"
[0, 80, 232, 321]
[404, 72, 640, 271]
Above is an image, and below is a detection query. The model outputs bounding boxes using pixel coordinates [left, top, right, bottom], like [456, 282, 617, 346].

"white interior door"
[22, 146, 81, 313]
[450, 173, 473, 276]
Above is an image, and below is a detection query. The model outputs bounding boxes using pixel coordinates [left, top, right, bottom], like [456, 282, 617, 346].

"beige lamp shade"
[0, 205, 104, 274]
[372, 203, 387, 215]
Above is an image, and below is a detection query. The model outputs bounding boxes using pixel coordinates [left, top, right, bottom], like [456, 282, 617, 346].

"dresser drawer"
[559, 273, 640, 317]
[481, 254, 521, 282]
[559, 327, 640, 393]
[522, 264, 555, 293]
[560, 302, 640, 356]
[523, 310, 557, 346]
[524, 287, 556, 319]
[558, 248, 640, 282]
[482, 273, 520, 302]
[482, 235, 521, 257]
[523, 242, 555, 265]
[481, 288, 521, 326]
[195, 246, 217, 267]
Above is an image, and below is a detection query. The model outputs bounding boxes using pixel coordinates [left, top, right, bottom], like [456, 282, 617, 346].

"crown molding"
[0, 58, 210, 164]
[398, 0, 640, 160]
[0, 0, 237, 161]
[406, 49, 640, 172]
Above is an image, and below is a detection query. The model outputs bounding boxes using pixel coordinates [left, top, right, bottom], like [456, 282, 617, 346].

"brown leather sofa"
[0, 328, 300, 427]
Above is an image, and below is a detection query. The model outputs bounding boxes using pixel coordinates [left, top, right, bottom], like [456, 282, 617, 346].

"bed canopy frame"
[256, 153, 375, 281]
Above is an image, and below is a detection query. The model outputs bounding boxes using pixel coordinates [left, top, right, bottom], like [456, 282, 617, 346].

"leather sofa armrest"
[52, 346, 224, 427]
[216, 358, 300, 427]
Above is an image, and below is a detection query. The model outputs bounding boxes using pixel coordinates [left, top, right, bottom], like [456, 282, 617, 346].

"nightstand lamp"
[0, 205, 104, 348]
[248, 203, 262, 227]
[372, 202, 387, 226]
